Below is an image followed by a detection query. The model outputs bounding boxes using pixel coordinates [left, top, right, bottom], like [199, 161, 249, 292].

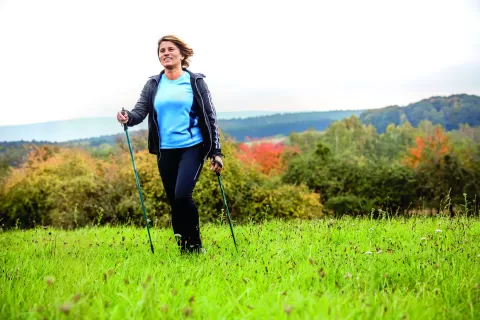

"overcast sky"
[0, 0, 479, 126]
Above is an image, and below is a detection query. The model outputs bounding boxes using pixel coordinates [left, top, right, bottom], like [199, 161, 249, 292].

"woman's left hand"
[210, 155, 223, 174]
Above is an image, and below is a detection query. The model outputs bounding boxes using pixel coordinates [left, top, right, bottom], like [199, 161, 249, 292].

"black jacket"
[125, 69, 222, 160]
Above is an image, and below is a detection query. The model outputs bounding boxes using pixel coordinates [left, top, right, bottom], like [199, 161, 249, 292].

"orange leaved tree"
[237, 137, 299, 176]
[403, 126, 452, 169]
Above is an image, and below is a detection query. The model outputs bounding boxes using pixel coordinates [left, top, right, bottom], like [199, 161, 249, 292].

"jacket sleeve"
[126, 79, 150, 126]
[198, 79, 223, 158]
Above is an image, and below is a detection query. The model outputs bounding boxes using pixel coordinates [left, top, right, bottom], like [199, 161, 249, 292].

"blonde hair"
[157, 35, 194, 68]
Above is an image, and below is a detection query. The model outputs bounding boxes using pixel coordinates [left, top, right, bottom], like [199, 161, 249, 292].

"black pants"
[157, 143, 204, 247]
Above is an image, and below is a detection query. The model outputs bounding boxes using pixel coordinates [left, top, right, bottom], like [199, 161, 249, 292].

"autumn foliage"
[403, 126, 452, 168]
[237, 138, 299, 176]
[1, 117, 479, 227]
[0, 138, 322, 229]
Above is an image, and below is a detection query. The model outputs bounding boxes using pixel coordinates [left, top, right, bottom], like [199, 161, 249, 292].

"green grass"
[1, 216, 479, 319]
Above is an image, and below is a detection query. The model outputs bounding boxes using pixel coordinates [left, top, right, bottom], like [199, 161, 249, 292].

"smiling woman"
[116, 35, 225, 254]
[158, 35, 194, 68]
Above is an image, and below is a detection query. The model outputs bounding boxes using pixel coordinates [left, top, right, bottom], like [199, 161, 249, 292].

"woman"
[116, 35, 224, 254]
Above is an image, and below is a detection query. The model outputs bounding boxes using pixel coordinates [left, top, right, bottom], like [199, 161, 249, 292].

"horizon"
[0, 92, 476, 128]
[0, 0, 479, 127]
[0, 91, 478, 143]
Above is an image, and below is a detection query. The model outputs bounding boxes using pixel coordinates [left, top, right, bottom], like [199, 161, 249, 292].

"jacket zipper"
[194, 78, 212, 161]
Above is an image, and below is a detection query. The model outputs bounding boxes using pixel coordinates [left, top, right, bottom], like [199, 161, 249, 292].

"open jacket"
[125, 69, 222, 161]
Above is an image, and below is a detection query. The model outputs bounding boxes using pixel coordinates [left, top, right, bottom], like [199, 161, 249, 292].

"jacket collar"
[150, 68, 205, 83]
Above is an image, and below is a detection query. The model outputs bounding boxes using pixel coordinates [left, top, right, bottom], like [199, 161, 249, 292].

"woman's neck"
[164, 67, 183, 80]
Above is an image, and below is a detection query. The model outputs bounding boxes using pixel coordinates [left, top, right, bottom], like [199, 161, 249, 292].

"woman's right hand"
[117, 110, 129, 124]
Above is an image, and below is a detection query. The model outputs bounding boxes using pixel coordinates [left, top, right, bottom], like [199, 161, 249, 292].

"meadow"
[1, 216, 479, 319]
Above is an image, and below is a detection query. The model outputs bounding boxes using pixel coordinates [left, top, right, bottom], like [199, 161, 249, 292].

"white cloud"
[0, 0, 479, 125]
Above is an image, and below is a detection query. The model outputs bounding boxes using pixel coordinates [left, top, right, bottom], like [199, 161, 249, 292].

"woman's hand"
[210, 155, 223, 174]
[117, 111, 129, 124]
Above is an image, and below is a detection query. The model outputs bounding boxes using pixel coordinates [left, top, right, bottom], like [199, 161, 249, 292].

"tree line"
[360, 94, 480, 132]
[1, 114, 479, 229]
[281, 117, 479, 216]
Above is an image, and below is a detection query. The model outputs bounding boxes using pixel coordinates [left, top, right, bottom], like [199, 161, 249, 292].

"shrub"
[0, 138, 324, 229]
[324, 195, 372, 216]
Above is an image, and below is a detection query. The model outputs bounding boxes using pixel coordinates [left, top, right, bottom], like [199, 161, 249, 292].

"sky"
[0, 0, 479, 126]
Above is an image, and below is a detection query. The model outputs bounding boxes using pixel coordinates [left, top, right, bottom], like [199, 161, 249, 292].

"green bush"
[324, 195, 372, 216]
[0, 139, 324, 229]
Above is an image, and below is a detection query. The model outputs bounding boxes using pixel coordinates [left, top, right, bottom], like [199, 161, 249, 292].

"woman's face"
[159, 41, 184, 69]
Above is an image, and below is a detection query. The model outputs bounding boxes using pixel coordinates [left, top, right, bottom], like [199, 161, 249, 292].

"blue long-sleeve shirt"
[154, 72, 203, 149]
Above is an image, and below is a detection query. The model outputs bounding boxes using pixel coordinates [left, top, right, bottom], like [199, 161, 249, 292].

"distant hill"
[0, 110, 363, 143]
[2, 94, 479, 145]
[220, 111, 363, 141]
[0, 109, 363, 167]
[359, 94, 480, 133]
[0, 111, 280, 143]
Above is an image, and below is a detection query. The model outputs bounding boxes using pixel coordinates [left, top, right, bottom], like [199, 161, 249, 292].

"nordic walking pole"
[213, 161, 238, 252]
[121, 108, 154, 254]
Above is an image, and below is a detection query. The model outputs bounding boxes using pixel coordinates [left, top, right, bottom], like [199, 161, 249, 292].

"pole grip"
[121, 108, 128, 131]
[212, 157, 223, 177]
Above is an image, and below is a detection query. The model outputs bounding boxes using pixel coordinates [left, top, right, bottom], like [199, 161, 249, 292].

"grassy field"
[1, 216, 479, 319]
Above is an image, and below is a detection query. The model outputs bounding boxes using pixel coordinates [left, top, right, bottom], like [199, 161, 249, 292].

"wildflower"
[421, 237, 427, 241]
[345, 272, 352, 279]
[369, 228, 374, 231]
[376, 250, 383, 254]
[45, 276, 55, 286]
[435, 229, 442, 233]
[183, 307, 192, 317]
[284, 305, 293, 315]
[72, 294, 81, 303]
[59, 303, 72, 315]
[318, 268, 326, 278]
[364, 251, 373, 255]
